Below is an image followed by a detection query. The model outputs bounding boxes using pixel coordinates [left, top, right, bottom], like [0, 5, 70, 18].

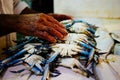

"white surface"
[1, 65, 94, 80]
[54, 0, 120, 18]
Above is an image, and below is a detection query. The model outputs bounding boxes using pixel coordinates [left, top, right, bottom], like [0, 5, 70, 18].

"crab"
[62, 20, 97, 38]
[8, 46, 60, 80]
[63, 33, 88, 44]
[52, 43, 84, 57]
[24, 54, 45, 74]
[9, 54, 45, 76]
[0, 44, 35, 73]
[59, 57, 91, 77]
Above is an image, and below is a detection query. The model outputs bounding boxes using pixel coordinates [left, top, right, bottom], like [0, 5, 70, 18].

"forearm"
[0, 7, 38, 36]
[0, 14, 19, 36]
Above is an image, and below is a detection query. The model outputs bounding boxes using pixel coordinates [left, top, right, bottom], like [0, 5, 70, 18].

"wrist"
[0, 14, 20, 36]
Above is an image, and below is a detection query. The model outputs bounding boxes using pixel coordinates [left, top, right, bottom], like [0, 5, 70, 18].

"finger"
[44, 14, 66, 29]
[43, 20, 68, 36]
[46, 27, 64, 39]
[34, 31, 56, 43]
[54, 24, 68, 36]
[36, 23, 64, 39]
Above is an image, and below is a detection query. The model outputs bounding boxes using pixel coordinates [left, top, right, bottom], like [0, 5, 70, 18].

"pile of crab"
[1, 19, 120, 80]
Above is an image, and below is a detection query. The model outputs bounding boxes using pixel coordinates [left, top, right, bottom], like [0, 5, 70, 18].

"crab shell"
[69, 22, 89, 33]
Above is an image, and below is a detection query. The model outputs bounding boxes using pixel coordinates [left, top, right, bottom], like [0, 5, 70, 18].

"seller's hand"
[15, 13, 68, 42]
[48, 13, 72, 21]
[21, 7, 72, 22]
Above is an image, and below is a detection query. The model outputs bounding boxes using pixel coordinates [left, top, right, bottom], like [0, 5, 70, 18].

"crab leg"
[42, 52, 59, 80]
[85, 48, 95, 67]
[78, 42, 92, 50]
[0, 45, 34, 73]
[1, 45, 34, 64]
[4, 37, 35, 54]
[59, 58, 91, 77]
[77, 42, 98, 64]
[10, 61, 43, 75]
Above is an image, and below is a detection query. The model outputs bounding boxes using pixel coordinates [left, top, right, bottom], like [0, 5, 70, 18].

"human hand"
[14, 13, 68, 42]
[48, 13, 72, 21]
[21, 8, 72, 22]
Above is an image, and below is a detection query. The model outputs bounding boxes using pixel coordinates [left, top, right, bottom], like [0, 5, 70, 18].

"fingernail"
[59, 35, 64, 40]
[64, 30, 68, 36]
[50, 39, 57, 43]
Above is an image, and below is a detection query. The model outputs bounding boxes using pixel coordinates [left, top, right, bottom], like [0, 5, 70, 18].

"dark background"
[31, 0, 53, 13]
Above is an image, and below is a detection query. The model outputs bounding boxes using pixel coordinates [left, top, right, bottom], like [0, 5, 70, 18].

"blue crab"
[61, 19, 98, 38]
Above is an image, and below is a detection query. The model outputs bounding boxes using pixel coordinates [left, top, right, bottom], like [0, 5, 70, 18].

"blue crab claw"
[2, 45, 34, 64]
[4, 37, 35, 54]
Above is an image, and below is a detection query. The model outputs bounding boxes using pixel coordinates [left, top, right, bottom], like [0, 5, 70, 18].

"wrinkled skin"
[17, 13, 69, 43]
[0, 13, 72, 43]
